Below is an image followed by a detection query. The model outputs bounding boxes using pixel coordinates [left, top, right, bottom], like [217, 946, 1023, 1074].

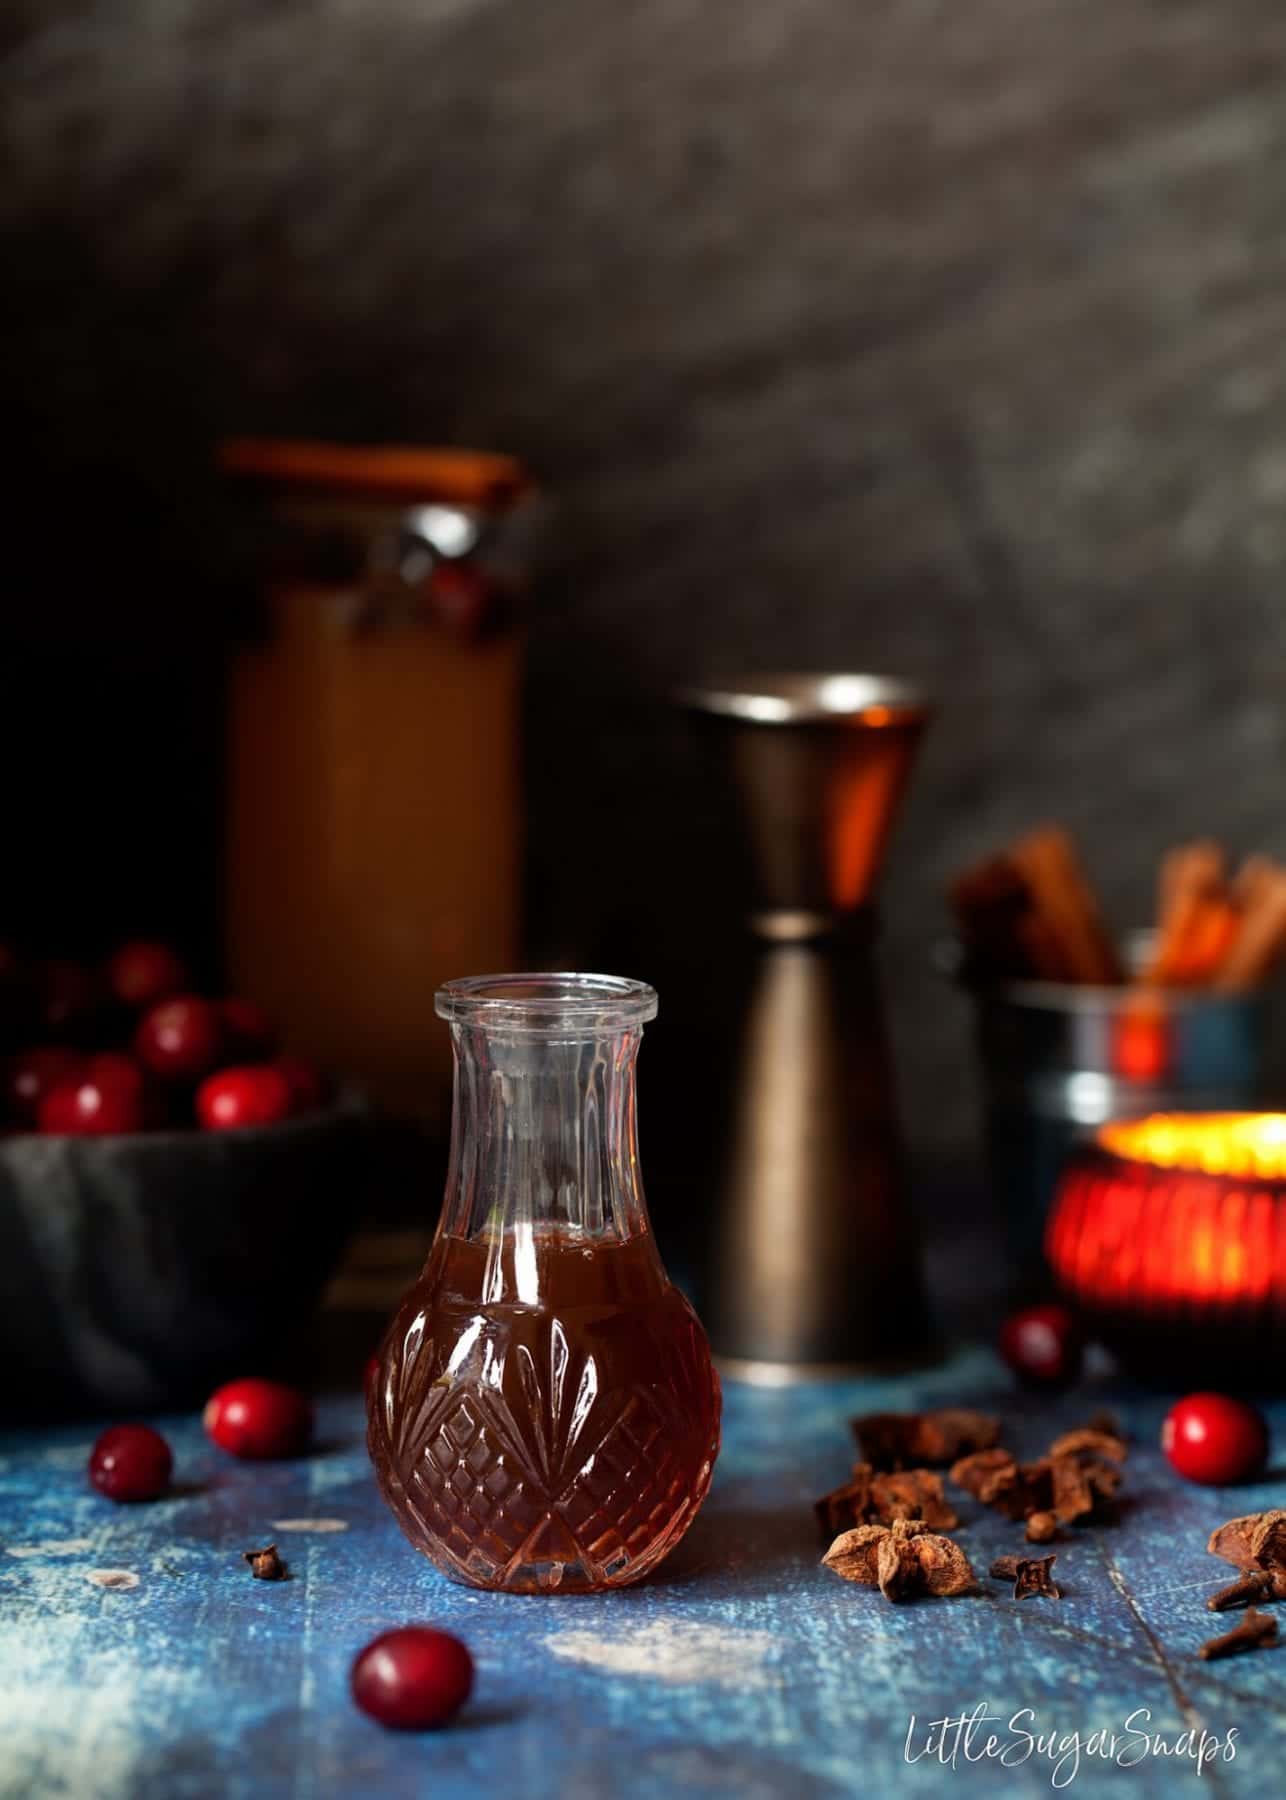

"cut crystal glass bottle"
[368, 973, 721, 1592]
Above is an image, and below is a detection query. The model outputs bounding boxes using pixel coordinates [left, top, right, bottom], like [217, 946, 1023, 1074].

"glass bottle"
[368, 973, 721, 1592]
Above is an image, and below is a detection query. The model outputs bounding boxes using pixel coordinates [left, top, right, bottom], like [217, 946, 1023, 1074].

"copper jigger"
[680, 675, 935, 1379]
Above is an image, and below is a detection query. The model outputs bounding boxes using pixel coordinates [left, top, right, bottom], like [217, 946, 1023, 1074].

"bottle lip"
[435, 972, 658, 1033]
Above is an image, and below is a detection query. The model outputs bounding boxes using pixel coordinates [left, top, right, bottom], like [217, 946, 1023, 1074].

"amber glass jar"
[221, 440, 536, 1129]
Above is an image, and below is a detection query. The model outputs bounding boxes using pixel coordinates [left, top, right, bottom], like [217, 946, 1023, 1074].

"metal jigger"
[681, 675, 935, 1380]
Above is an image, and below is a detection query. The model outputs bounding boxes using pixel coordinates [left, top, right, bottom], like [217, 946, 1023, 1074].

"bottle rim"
[435, 972, 658, 1032]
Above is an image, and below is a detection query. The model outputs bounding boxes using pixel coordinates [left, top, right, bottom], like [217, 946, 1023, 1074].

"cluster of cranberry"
[0, 939, 325, 1136]
[999, 1302, 1270, 1486]
[89, 1383, 472, 1730]
[88, 1377, 314, 1499]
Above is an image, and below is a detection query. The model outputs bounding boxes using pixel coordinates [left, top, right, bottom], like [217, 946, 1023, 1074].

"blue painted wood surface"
[2, 1351, 1283, 1799]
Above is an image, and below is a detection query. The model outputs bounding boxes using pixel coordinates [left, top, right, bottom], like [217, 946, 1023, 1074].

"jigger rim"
[678, 672, 930, 726]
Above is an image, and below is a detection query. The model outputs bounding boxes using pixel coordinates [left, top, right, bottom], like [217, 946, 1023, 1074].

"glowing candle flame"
[1098, 1113, 1286, 1180]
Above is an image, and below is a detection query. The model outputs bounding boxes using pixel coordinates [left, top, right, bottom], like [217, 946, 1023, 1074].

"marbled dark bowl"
[0, 1098, 368, 1422]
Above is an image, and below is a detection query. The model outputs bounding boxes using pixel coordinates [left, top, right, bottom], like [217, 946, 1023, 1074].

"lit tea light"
[1046, 1112, 1286, 1377]
[1097, 1113, 1286, 1179]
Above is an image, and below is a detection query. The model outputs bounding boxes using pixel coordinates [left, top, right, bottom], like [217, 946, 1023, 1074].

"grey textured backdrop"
[5, 0, 1286, 1181]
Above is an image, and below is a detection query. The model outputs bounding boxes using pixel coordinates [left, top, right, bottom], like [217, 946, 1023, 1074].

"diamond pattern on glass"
[370, 1283, 720, 1592]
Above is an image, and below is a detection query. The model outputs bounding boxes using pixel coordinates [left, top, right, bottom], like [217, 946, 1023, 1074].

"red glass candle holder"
[1046, 1113, 1286, 1381]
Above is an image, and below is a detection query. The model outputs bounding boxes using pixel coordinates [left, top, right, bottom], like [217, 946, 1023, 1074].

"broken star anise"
[814, 1463, 959, 1537]
[991, 1552, 1060, 1600]
[814, 1464, 876, 1538]
[951, 1424, 1124, 1528]
[1047, 1426, 1129, 1465]
[1206, 1509, 1286, 1609]
[1050, 1450, 1121, 1524]
[950, 1448, 1039, 1520]
[822, 1518, 976, 1602]
[873, 1469, 960, 1530]
[1208, 1508, 1286, 1574]
[852, 1408, 999, 1472]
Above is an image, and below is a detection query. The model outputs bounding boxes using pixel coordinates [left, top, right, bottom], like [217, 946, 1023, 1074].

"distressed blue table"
[1, 1351, 1282, 1799]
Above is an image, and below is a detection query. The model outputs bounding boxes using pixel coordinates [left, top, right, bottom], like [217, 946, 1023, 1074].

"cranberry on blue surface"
[88, 1425, 173, 1502]
[998, 1303, 1083, 1388]
[203, 1378, 313, 1460]
[1162, 1393, 1268, 1486]
[351, 1628, 474, 1730]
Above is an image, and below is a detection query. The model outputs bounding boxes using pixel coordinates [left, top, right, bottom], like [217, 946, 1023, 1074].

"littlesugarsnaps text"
[904, 1705, 1238, 1787]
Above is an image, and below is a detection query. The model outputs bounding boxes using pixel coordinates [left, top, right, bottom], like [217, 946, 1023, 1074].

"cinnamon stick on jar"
[1139, 842, 1238, 987]
[1008, 827, 1123, 986]
[1214, 860, 1286, 992]
[1232, 854, 1281, 913]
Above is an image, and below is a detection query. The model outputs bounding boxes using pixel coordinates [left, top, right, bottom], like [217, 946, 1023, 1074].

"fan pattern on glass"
[370, 1313, 718, 1591]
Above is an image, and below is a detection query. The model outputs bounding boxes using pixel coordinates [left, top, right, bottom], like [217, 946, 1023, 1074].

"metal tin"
[964, 943, 1268, 1285]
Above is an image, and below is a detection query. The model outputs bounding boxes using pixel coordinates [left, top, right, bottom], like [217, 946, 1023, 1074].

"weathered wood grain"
[2, 1360, 1284, 1797]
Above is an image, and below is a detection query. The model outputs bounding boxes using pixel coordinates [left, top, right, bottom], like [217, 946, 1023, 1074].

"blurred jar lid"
[219, 438, 541, 641]
[218, 437, 533, 511]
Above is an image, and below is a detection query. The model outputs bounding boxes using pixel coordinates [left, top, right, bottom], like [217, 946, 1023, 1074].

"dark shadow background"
[4, 0, 1286, 1241]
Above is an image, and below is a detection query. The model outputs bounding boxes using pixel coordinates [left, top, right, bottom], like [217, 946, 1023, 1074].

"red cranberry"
[351, 1628, 473, 1730]
[39, 1056, 149, 1135]
[998, 1303, 1083, 1387]
[203, 1378, 313, 1459]
[135, 995, 223, 1083]
[88, 1424, 173, 1502]
[219, 997, 278, 1062]
[274, 1057, 328, 1116]
[4, 1046, 84, 1129]
[1162, 1393, 1269, 1486]
[197, 1065, 294, 1131]
[107, 941, 189, 1010]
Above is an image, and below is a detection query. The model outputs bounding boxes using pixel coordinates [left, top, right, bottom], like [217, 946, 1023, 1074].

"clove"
[1207, 1571, 1279, 1612]
[243, 1544, 287, 1581]
[1198, 1607, 1277, 1661]
[1025, 1511, 1059, 1546]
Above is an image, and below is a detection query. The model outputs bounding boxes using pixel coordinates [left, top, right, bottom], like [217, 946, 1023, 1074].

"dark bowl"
[0, 1098, 369, 1421]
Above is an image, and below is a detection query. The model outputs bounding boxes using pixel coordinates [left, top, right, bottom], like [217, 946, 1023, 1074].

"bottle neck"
[439, 1023, 652, 1247]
